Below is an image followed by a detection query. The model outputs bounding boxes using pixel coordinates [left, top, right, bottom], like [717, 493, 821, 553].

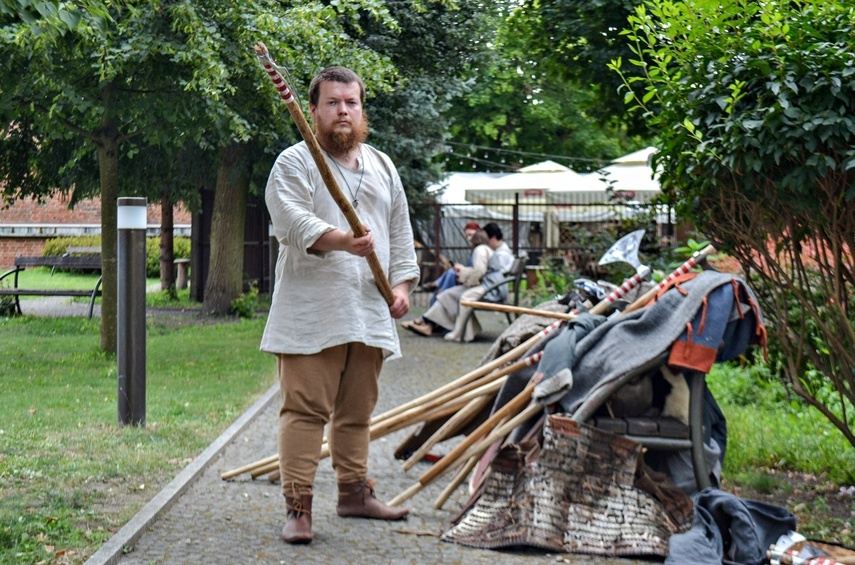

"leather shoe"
[282, 494, 313, 544]
[402, 320, 432, 337]
[337, 478, 408, 520]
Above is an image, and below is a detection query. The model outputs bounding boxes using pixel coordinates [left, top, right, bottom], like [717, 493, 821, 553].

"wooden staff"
[433, 450, 480, 509]
[227, 362, 520, 481]
[254, 42, 394, 305]
[434, 403, 541, 509]
[221, 454, 278, 480]
[398, 347, 544, 471]
[250, 460, 279, 479]
[388, 378, 537, 507]
[400, 394, 493, 472]
[461, 300, 578, 320]
[371, 320, 562, 423]
[391, 400, 540, 508]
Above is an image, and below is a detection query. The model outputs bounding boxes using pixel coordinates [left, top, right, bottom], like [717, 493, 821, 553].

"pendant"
[353, 199, 359, 209]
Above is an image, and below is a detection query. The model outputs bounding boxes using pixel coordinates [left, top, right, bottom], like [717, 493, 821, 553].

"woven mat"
[442, 415, 692, 557]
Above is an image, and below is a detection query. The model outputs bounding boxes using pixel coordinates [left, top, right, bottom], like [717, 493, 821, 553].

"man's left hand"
[389, 283, 410, 319]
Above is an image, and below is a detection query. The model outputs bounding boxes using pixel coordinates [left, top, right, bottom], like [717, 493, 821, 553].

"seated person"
[428, 221, 481, 306]
[405, 223, 514, 342]
[404, 229, 491, 337]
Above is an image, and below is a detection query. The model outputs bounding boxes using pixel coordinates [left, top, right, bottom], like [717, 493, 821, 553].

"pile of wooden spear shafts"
[221, 244, 716, 508]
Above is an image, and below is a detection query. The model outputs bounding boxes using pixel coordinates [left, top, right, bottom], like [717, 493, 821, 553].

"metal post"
[512, 193, 520, 256]
[432, 202, 442, 281]
[117, 197, 147, 427]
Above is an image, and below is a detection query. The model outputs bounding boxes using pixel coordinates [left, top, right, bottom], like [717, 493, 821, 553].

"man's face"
[311, 80, 368, 155]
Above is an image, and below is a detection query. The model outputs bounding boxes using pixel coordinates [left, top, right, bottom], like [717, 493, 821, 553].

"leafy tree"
[523, 0, 649, 135]
[119, 139, 210, 297]
[612, 0, 855, 447]
[1, 1, 198, 352]
[443, 2, 645, 173]
[357, 0, 496, 204]
[167, 0, 401, 314]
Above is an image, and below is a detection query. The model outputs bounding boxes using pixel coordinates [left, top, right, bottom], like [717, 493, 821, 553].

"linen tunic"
[455, 244, 493, 287]
[260, 141, 419, 359]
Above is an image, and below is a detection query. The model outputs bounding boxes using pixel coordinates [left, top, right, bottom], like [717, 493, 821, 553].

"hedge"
[42, 236, 191, 278]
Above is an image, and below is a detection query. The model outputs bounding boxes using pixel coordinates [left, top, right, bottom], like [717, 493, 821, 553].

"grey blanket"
[558, 270, 762, 415]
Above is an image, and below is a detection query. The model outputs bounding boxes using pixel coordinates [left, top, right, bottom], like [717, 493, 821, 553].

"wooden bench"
[50, 246, 101, 275]
[0, 253, 103, 319]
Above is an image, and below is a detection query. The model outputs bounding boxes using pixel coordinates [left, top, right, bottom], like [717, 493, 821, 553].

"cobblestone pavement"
[113, 304, 648, 565]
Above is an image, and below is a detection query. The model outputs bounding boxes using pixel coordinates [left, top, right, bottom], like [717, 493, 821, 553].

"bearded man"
[261, 66, 419, 544]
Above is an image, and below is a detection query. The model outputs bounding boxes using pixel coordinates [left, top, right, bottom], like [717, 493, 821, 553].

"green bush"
[43, 236, 191, 277]
[42, 235, 101, 256]
[145, 237, 191, 278]
[231, 283, 259, 318]
[0, 293, 17, 317]
[707, 361, 787, 408]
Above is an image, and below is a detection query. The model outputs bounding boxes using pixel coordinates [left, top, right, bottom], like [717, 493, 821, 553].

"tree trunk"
[159, 190, 175, 296]
[202, 141, 249, 314]
[98, 114, 120, 354]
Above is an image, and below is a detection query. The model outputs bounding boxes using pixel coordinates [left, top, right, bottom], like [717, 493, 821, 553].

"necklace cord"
[327, 149, 365, 208]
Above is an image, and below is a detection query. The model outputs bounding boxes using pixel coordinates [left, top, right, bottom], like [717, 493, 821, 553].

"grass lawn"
[0, 267, 104, 291]
[0, 304, 275, 564]
[707, 363, 855, 546]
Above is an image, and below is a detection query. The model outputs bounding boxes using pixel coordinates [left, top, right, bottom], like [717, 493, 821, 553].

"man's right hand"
[309, 226, 374, 256]
[340, 228, 374, 257]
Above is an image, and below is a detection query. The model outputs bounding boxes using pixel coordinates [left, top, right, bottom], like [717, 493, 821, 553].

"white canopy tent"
[548, 146, 661, 205]
[427, 171, 508, 204]
[595, 146, 661, 203]
[419, 172, 541, 266]
[464, 160, 587, 204]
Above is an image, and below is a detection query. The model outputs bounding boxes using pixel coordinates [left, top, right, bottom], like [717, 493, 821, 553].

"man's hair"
[484, 222, 503, 241]
[308, 66, 366, 107]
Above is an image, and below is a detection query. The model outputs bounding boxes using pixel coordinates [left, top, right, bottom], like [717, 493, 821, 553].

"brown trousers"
[277, 342, 383, 496]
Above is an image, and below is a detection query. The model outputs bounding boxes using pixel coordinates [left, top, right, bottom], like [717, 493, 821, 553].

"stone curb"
[84, 383, 280, 565]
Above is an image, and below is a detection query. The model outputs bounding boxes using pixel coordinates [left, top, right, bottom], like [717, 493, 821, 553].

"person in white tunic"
[404, 222, 514, 342]
[260, 66, 419, 545]
[401, 229, 492, 338]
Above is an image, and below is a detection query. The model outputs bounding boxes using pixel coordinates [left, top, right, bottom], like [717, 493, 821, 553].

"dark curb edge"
[84, 382, 280, 565]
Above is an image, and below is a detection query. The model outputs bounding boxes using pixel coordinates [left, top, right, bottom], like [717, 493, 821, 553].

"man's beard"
[317, 112, 370, 155]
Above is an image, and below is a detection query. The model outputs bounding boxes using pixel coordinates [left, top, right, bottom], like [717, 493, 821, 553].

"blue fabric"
[429, 268, 459, 306]
[668, 276, 764, 373]
[686, 283, 733, 355]
[666, 488, 796, 565]
[429, 255, 474, 306]
[480, 244, 515, 303]
[716, 281, 761, 363]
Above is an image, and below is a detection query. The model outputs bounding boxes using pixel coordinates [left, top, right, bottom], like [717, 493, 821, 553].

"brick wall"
[0, 194, 192, 269]
[0, 238, 44, 266]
